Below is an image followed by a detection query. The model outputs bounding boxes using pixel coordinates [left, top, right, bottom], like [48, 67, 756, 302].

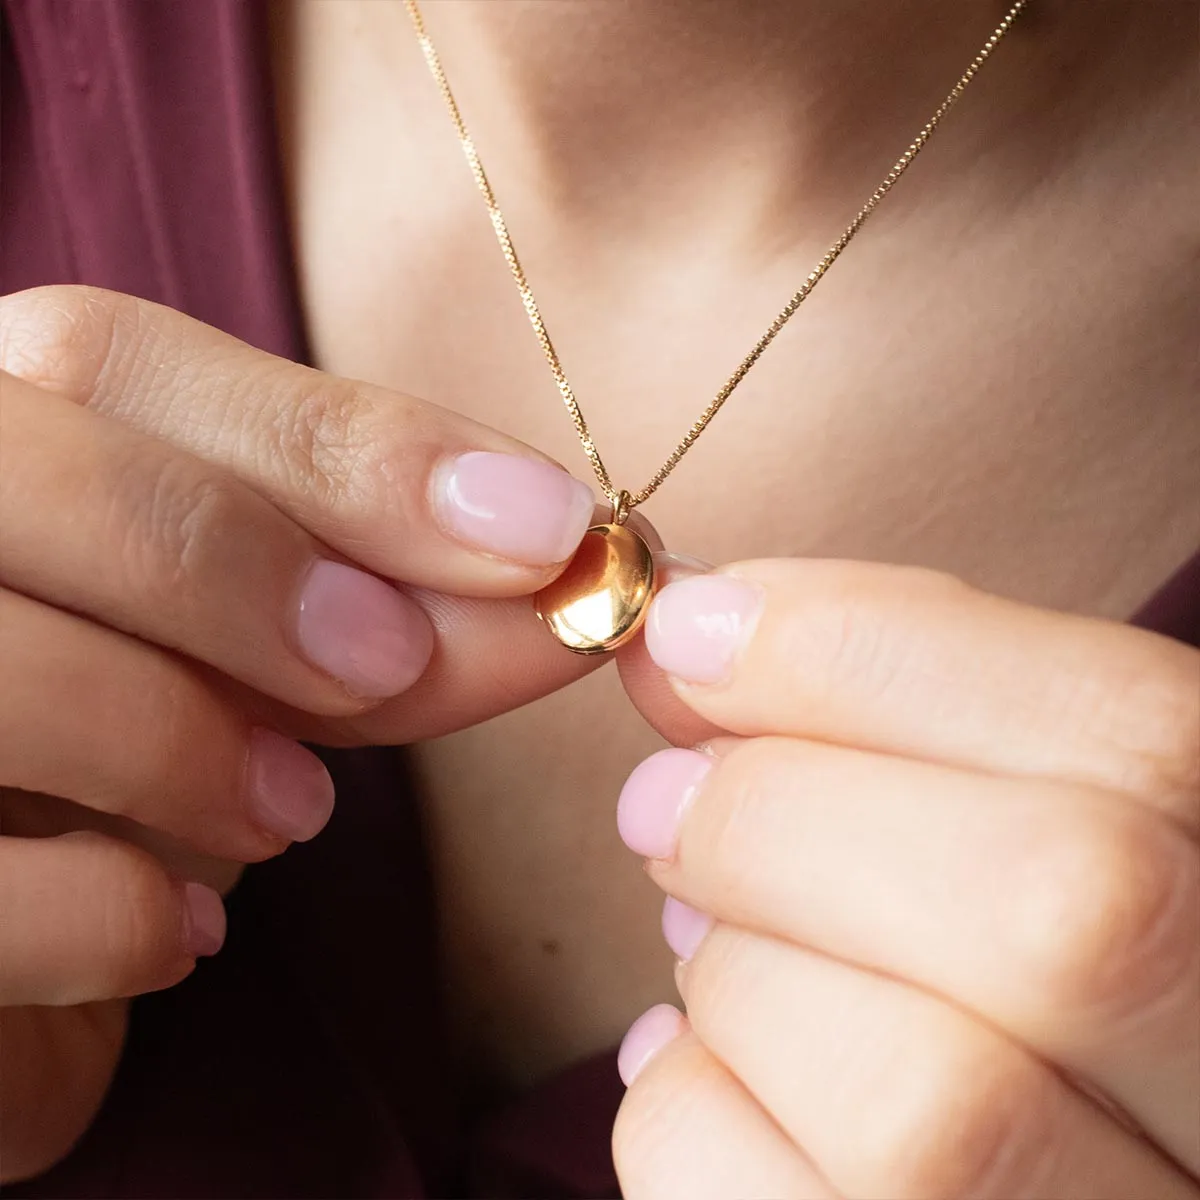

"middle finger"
[1, 375, 432, 712]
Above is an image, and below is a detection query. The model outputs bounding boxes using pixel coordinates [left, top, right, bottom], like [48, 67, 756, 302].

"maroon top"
[2, 2, 1197, 1197]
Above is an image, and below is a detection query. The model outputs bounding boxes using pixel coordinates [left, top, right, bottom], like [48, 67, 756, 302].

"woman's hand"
[0, 285, 601, 1180]
[613, 559, 1200, 1199]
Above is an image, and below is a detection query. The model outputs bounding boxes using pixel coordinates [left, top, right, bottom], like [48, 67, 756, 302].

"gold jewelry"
[405, 0, 1029, 653]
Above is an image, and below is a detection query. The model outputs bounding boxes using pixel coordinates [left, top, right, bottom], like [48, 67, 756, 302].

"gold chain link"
[405, 0, 1029, 511]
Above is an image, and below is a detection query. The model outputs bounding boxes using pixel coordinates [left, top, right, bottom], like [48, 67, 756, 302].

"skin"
[272, 0, 1199, 1090]
[612, 561, 1199, 1195]
[0, 291, 604, 1179]
[1, 0, 1197, 1187]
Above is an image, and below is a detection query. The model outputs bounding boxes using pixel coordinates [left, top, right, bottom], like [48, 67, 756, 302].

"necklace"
[405, 0, 1029, 654]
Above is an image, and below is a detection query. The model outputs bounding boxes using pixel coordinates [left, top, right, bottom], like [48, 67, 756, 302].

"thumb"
[617, 554, 729, 747]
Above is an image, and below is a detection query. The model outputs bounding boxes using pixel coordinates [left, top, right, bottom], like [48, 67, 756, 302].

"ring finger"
[675, 925, 1200, 1199]
[0, 586, 334, 859]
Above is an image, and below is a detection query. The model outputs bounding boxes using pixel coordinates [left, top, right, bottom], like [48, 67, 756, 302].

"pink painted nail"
[645, 574, 763, 684]
[434, 451, 595, 565]
[295, 560, 434, 698]
[617, 748, 712, 860]
[181, 882, 226, 958]
[662, 897, 714, 962]
[245, 728, 336, 842]
[617, 1003, 688, 1087]
[652, 551, 715, 583]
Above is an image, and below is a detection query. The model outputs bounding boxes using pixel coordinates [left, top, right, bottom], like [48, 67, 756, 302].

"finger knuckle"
[261, 371, 362, 504]
[64, 833, 180, 995]
[855, 1024, 1060, 1198]
[0, 285, 148, 404]
[128, 657, 208, 790]
[695, 739, 790, 909]
[611, 1065, 676, 1188]
[106, 652, 244, 825]
[113, 450, 244, 611]
[612, 1037, 718, 1196]
[1109, 655, 1200, 804]
[0, 285, 111, 390]
[105, 862, 170, 968]
[789, 564, 971, 707]
[1002, 812, 1199, 1020]
[257, 370, 423, 515]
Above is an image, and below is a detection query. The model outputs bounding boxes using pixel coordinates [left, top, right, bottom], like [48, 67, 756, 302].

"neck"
[401, 1, 1040, 242]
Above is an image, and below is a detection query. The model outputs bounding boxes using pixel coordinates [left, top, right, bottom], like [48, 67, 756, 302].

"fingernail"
[434, 451, 595, 565]
[662, 897, 714, 963]
[181, 882, 226, 958]
[617, 1003, 688, 1087]
[645, 574, 763, 684]
[295, 560, 434, 698]
[652, 551, 715, 584]
[617, 748, 712, 859]
[244, 728, 336, 842]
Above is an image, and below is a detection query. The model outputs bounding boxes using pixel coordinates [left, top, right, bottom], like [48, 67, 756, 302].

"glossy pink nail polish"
[245, 728, 335, 842]
[651, 551, 715, 583]
[617, 1003, 688, 1087]
[295, 560, 434, 698]
[617, 748, 712, 860]
[645, 574, 763, 684]
[181, 882, 226, 958]
[662, 897, 714, 962]
[434, 451, 594, 565]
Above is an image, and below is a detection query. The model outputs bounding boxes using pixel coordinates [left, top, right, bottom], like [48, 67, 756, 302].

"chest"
[278, 41, 1198, 618]
[273, 6, 1200, 1086]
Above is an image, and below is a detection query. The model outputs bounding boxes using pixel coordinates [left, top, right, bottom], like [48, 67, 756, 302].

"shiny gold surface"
[534, 525, 656, 655]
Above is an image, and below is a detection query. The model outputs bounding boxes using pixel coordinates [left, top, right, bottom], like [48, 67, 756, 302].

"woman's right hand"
[0, 285, 601, 1180]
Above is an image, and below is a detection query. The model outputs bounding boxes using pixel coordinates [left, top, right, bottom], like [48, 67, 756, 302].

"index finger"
[641, 559, 1200, 829]
[0, 286, 596, 595]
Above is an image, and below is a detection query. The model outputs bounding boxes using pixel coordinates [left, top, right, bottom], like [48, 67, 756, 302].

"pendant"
[534, 503, 656, 655]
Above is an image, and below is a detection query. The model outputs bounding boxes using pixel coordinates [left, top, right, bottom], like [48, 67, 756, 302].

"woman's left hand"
[613, 559, 1199, 1199]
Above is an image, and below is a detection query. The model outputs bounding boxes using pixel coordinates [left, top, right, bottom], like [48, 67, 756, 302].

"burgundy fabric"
[1, 1, 621, 1195]
[1, 1, 1196, 1197]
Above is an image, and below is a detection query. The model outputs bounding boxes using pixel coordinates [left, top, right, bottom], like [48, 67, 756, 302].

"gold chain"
[405, 0, 1029, 513]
